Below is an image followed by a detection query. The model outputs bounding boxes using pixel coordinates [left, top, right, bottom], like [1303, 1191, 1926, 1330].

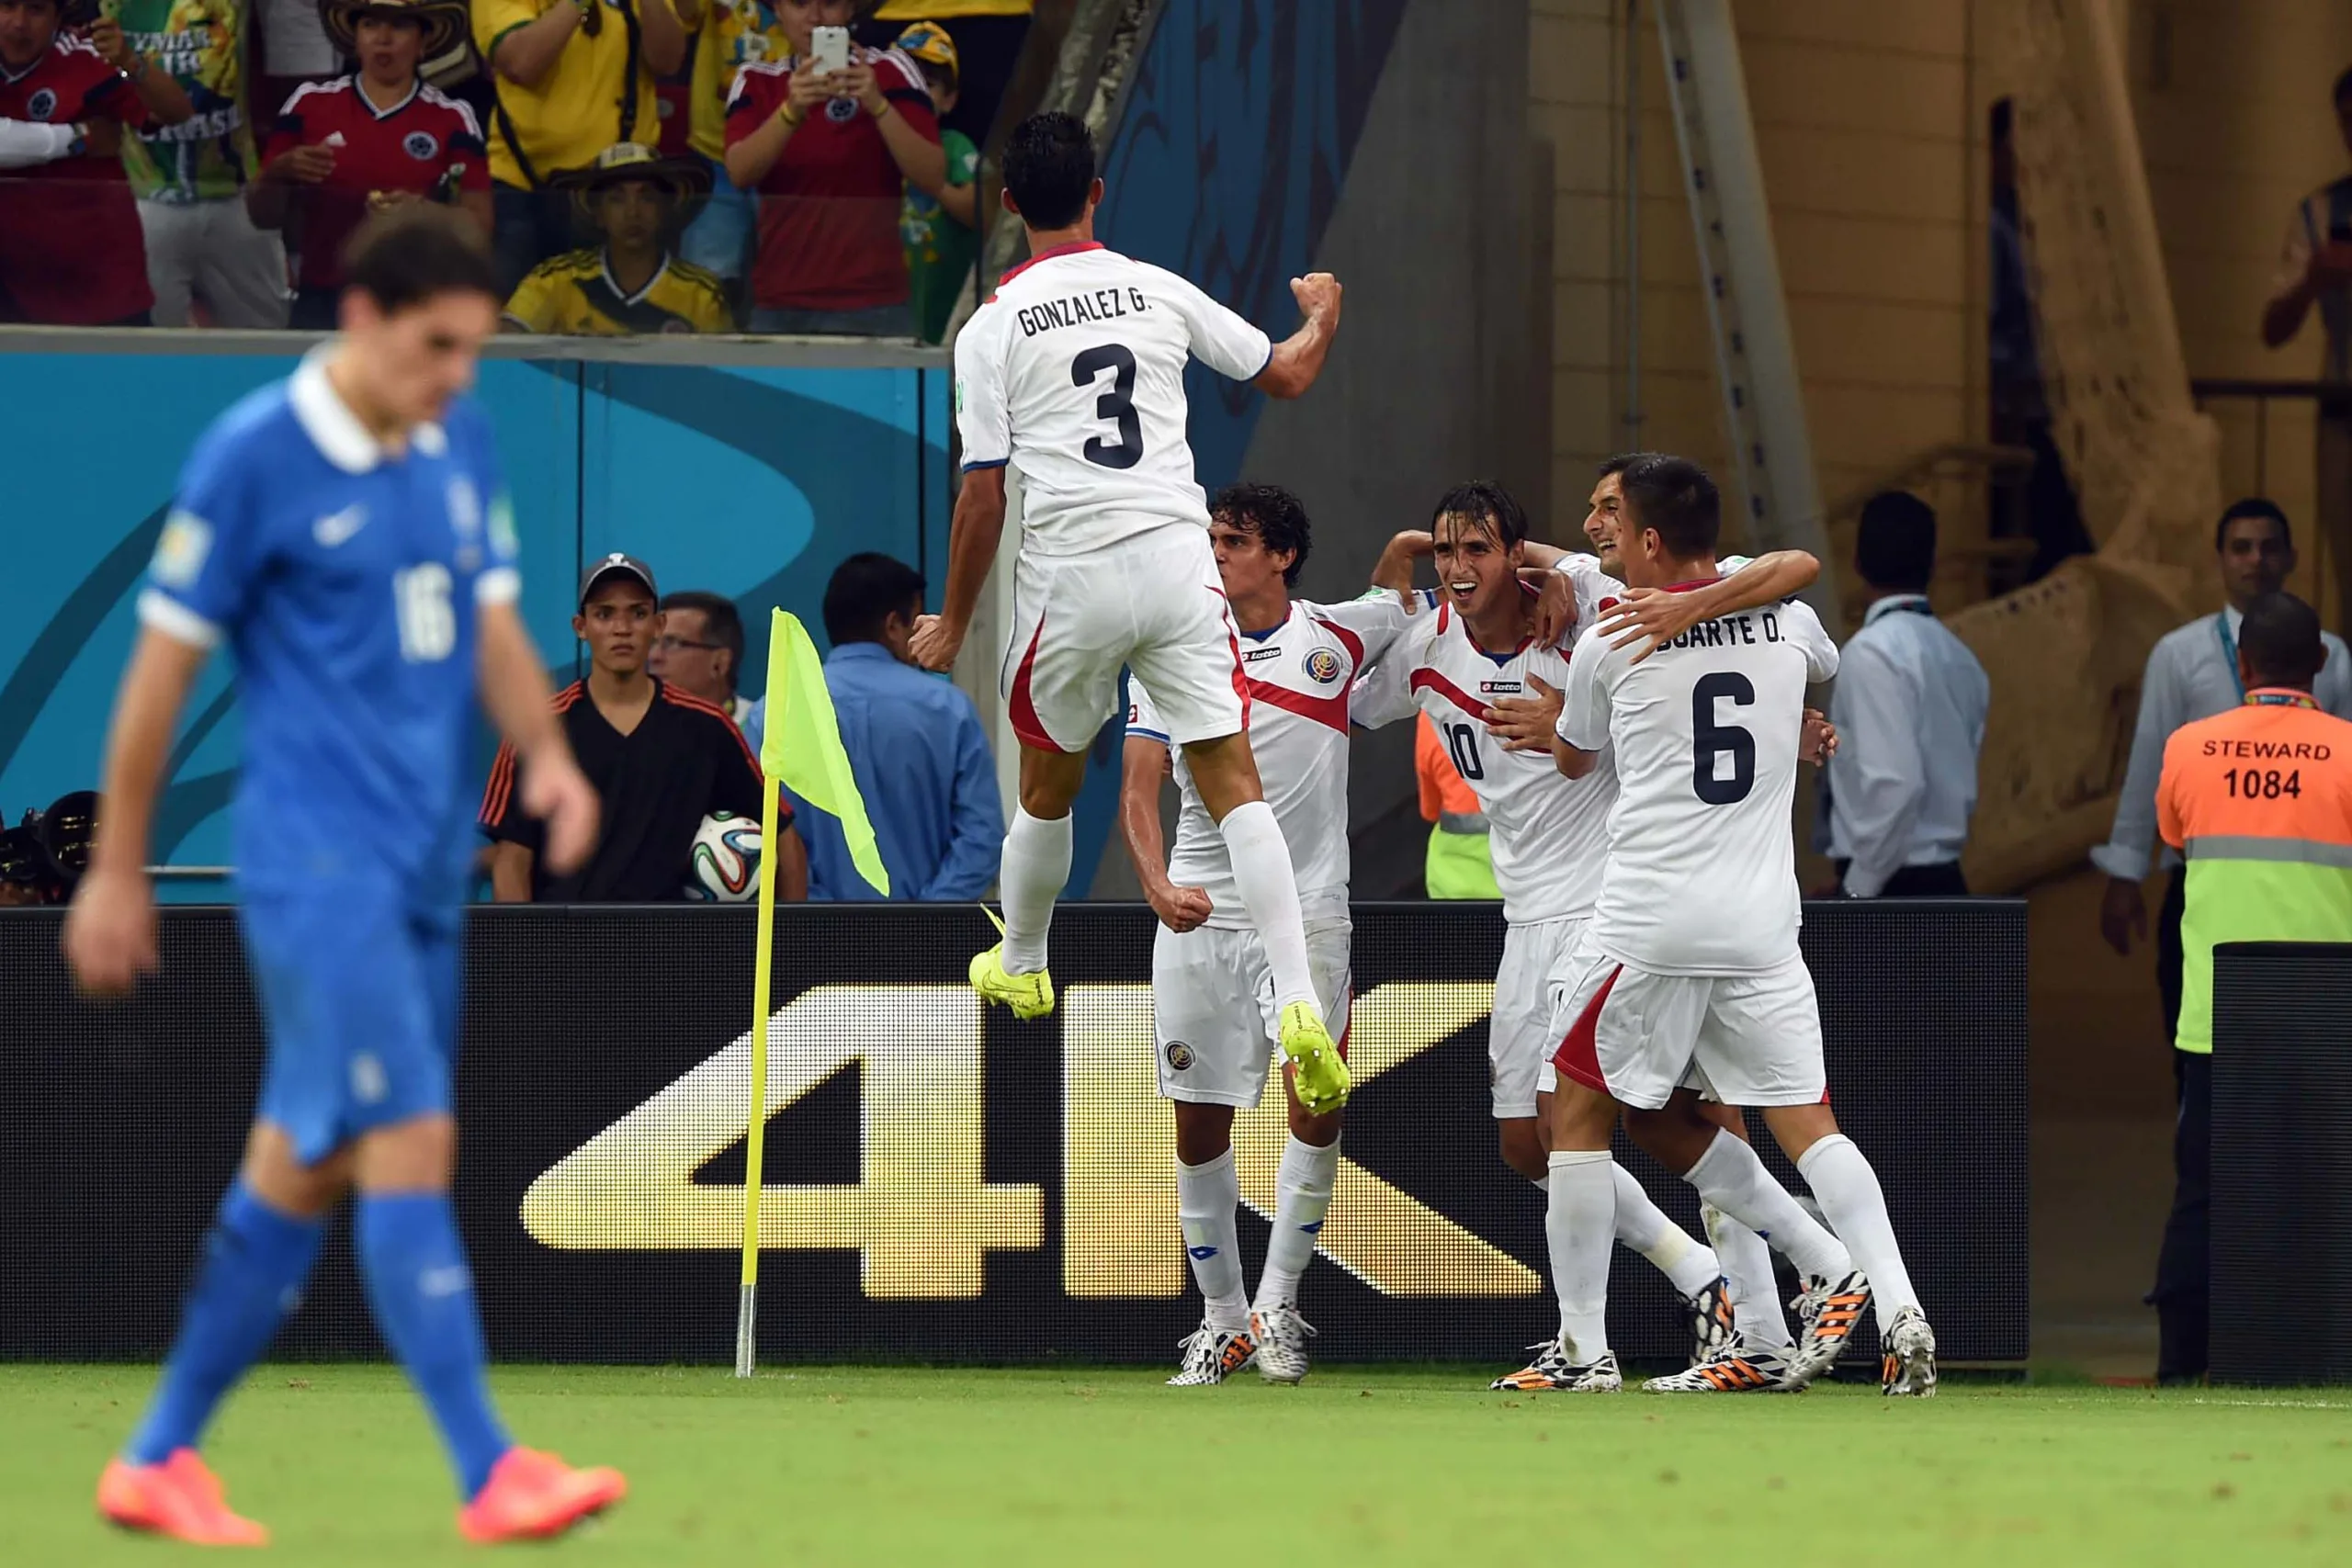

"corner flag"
[736, 610, 888, 1377]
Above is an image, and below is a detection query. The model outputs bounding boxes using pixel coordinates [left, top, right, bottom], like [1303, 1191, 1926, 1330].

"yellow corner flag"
[736, 610, 889, 1378]
[757, 608, 890, 897]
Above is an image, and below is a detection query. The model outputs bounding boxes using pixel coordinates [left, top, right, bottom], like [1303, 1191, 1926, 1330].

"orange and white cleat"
[458, 1448, 628, 1543]
[97, 1448, 270, 1546]
[1791, 1269, 1872, 1385]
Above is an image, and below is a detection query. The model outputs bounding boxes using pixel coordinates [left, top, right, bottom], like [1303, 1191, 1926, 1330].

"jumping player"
[1547, 455, 1939, 1397]
[1121, 485, 1423, 1386]
[910, 111, 1351, 1116]
[1350, 480, 1819, 1391]
[65, 207, 628, 1543]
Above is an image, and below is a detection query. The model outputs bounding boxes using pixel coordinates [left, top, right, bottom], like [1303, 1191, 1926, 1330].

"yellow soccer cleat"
[969, 942, 1057, 1020]
[1279, 1000, 1351, 1114]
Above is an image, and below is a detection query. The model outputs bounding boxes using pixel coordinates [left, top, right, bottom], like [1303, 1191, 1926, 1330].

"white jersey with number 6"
[1559, 590, 1839, 976]
[955, 242, 1273, 557]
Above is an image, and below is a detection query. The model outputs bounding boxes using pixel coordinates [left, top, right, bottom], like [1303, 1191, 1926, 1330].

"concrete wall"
[1095, 0, 1544, 898]
[2125, 0, 2352, 617]
[1532, 0, 1981, 583]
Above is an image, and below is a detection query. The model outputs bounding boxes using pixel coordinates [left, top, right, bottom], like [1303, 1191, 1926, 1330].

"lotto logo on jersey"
[1479, 680, 1522, 695]
[1303, 649, 1341, 685]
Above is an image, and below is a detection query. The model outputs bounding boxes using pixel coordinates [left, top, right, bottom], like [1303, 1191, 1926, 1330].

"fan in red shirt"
[0, 0, 154, 325]
[247, 0, 492, 331]
[721, 0, 943, 337]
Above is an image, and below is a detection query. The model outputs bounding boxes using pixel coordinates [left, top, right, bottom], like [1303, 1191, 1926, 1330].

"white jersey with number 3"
[1560, 590, 1840, 975]
[955, 243, 1273, 557]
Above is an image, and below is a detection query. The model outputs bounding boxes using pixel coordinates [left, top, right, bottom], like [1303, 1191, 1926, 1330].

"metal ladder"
[1652, 0, 1838, 617]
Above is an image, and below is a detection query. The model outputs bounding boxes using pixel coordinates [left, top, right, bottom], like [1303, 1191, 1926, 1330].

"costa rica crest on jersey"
[1303, 648, 1341, 684]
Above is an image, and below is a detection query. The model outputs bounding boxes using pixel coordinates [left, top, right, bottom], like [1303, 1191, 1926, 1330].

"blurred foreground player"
[1547, 456, 1939, 1397]
[1120, 485, 1419, 1384]
[910, 111, 1351, 1114]
[65, 207, 627, 1544]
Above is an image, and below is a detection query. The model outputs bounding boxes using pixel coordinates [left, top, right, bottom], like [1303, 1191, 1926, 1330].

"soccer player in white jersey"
[1121, 485, 1422, 1386]
[1350, 481, 1818, 1392]
[1555, 454, 1863, 1380]
[1547, 455, 1939, 1397]
[910, 111, 1350, 1116]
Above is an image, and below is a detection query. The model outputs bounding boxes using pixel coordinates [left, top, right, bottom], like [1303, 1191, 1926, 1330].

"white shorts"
[1004, 525, 1246, 753]
[1152, 918, 1352, 1108]
[1490, 915, 1581, 1120]
[1550, 938, 1826, 1112]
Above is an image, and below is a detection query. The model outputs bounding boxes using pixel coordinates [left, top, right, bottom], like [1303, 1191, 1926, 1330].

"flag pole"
[735, 745, 785, 1376]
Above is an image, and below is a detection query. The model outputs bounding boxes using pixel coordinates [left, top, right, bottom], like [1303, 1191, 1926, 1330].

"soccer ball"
[684, 811, 761, 901]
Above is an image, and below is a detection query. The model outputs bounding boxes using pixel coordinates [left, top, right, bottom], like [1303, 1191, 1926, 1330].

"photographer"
[250, 0, 492, 331]
[722, 0, 943, 336]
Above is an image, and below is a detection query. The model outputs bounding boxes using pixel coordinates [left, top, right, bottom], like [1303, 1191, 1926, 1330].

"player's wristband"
[777, 101, 802, 130]
[868, 99, 892, 121]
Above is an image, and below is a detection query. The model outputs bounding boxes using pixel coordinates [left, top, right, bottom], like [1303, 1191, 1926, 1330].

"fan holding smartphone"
[719, 0, 946, 336]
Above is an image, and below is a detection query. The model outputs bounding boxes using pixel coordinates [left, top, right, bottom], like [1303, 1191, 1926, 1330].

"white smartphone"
[810, 25, 851, 76]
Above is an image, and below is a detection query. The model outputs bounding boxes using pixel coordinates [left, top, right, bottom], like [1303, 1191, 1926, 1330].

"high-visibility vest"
[2156, 690, 2352, 1052]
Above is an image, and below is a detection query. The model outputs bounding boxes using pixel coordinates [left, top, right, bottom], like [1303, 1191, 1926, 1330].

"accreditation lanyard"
[2246, 690, 2320, 709]
[2215, 614, 2245, 705]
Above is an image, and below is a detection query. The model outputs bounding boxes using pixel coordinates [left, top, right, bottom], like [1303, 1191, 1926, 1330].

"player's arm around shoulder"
[1548, 625, 1617, 780]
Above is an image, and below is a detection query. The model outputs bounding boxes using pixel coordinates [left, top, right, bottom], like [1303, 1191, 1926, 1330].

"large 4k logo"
[519, 984, 1538, 1301]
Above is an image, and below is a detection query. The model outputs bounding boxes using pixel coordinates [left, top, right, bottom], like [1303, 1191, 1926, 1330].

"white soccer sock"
[1610, 1163, 1722, 1299]
[1175, 1149, 1249, 1334]
[1215, 800, 1318, 1014]
[1545, 1150, 1617, 1363]
[1255, 1134, 1340, 1313]
[1682, 1128, 1853, 1283]
[997, 807, 1072, 974]
[1703, 1203, 1794, 1348]
[1796, 1134, 1921, 1332]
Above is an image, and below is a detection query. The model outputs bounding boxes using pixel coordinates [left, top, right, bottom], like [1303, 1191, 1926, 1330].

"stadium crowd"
[0, 0, 1015, 338]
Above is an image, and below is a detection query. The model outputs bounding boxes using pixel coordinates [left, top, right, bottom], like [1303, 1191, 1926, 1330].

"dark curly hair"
[1210, 482, 1311, 586]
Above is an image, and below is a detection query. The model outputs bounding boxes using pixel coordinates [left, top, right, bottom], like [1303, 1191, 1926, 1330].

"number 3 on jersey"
[1071, 344, 1142, 469]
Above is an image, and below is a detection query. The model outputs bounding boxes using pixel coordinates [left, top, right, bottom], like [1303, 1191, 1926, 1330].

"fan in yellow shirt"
[504, 143, 734, 334]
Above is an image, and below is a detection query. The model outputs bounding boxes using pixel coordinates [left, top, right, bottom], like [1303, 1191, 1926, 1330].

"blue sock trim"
[126, 1181, 323, 1465]
[356, 1191, 511, 1499]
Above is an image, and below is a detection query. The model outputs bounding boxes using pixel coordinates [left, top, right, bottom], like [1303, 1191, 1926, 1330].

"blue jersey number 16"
[394, 563, 457, 663]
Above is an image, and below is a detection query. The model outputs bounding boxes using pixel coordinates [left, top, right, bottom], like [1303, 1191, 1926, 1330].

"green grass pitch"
[7, 1365, 2352, 1564]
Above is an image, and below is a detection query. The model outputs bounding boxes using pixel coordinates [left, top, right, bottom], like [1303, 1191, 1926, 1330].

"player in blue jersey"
[64, 207, 624, 1547]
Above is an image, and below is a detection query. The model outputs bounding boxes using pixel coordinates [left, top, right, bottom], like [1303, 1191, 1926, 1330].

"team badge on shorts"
[404, 130, 441, 161]
[1165, 1041, 1195, 1072]
[28, 88, 57, 121]
[1303, 649, 1341, 684]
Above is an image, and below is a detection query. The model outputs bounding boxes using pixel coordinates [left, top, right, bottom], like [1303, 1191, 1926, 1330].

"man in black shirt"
[480, 553, 808, 902]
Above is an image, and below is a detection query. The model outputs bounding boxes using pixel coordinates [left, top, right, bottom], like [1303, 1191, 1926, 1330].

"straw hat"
[554, 142, 716, 226]
[318, 0, 470, 64]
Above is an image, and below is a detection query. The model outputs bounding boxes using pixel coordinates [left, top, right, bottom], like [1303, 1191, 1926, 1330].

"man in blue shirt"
[63, 207, 623, 1547]
[746, 552, 1002, 900]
